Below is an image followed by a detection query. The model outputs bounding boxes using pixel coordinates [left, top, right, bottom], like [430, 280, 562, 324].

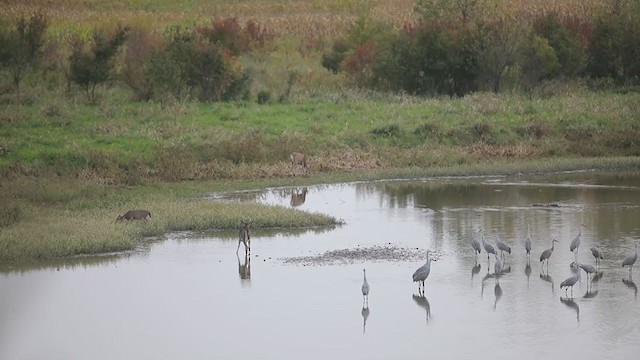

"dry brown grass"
[1, 0, 618, 38]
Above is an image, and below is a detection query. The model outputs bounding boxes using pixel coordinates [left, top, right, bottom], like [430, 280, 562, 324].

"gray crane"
[494, 253, 503, 283]
[540, 239, 559, 270]
[471, 229, 482, 259]
[560, 266, 581, 298]
[412, 250, 432, 295]
[525, 223, 533, 260]
[590, 245, 604, 267]
[570, 224, 587, 255]
[579, 262, 598, 290]
[622, 243, 638, 274]
[495, 233, 512, 258]
[362, 268, 370, 307]
[482, 233, 497, 261]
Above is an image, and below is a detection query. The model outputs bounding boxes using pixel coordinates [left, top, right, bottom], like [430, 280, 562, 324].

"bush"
[0, 10, 48, 92]
[587, 16, 640, 84]
[374, 21, 481, 96]
[321, 38, 351, 74]
[69, 25, 129, 102]
[256, 89, 271, 104]
[371, 124, 400, 138]
[533, 13, 587, 77]
[148, 26, 252, 103]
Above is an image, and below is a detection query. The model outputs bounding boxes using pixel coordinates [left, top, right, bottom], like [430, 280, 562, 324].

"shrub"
[0, 10, 48, 92]
[69, 25, 129, 102]
[256, 89, 271, 104]
[371, 124, 400, 138]
[587, 16, 640, 84]
[374, 21, 481, 96]
[518, 35, 560, 92]
[122, 28, 160, 101]
[533, 13, 587, 78]
[321, 38, 351, 74]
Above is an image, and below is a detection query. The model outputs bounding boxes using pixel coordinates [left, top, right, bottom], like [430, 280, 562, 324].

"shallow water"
[2, 172, 640, 359]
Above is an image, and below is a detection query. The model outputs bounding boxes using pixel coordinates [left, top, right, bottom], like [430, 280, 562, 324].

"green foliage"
[147, 25, 252, 103]
[587, 15, 640, 84]
[374, 21, 481, 96]
[69, 25, 129, 101]
[257, 89, 272, 104]
[371, 124, 400, 138]
[533, 13, 587, 77]
[321, 38, 351, 74]
[518, 35, 560, 92]
[0, 10, 48, 92]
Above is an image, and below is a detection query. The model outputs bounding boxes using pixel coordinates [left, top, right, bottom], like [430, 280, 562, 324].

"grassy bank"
[0, 191, 340, 263]
[2, 155, 640, 263]
[2, 89, 639, 184]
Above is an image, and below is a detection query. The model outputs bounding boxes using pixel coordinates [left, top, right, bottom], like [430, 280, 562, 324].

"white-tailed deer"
[236, 222, 251, 255]
[289, 152, 308, 176]
[116, 209, 151, 223]
[290, 187, 308, 207]
[237, 253, 251, 281]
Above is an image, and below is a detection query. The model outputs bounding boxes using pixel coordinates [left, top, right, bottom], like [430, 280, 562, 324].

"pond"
[2, 171, 640, 359]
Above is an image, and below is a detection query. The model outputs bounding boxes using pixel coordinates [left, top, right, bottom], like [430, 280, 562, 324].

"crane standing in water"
[471, 229, 482, 260]
[590, 245, 604, 268]
[496, 233, 512, 259]
[362, 269, 370, 307]
[622, 243, 638, 275]
[524, 224, 533, 261]
[570, 224, 587, 256]
[482, 233, 497, 262]
[540, 239, 559, 271]
[413, 250, 432, 295]
[560, 266, 581, 298]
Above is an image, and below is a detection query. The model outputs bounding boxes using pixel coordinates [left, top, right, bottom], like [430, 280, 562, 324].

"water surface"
[2, 172, 640, 359]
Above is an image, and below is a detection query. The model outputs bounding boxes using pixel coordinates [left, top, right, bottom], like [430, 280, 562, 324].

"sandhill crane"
[570, 224, 587, 255]
[560, 268, 581, 298]
[524, 223, 532, 260]
[590, 245, 604, 267]
[412, 250, 432, 295]
[494, 253, 503, 283]
[495, 233, 511, 258]
[622, 243, 638, 274]
[540, 239, 559, 270]
[482, 233, 497, 261]
[471, 229, 482, 259]
[362, 269, 370, 307]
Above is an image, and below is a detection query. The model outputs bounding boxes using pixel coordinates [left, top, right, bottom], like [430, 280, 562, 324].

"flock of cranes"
[361, 224, 638, 307]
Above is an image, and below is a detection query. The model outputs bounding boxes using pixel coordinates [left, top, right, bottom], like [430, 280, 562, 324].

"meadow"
[1, 0, 640, 263]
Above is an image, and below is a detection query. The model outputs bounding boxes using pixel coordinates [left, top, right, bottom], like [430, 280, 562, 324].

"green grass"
[2, 89, 639, 184]
[0, 191, 340, 263]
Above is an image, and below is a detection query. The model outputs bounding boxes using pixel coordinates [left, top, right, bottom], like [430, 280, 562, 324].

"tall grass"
[0, 195, 340, 263]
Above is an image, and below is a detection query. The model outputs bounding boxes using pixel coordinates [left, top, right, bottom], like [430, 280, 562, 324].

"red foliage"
[343, 41, 377, 87]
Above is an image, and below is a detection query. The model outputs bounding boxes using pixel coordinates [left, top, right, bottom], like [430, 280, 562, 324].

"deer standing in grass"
[289, 152, 308, 176]
[236, 222, 252, 255]
[116, 210, 151, 223]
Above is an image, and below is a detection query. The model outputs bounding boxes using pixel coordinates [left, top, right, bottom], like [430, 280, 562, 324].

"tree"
[518, 35, 560, 93]
[0, 11, 48, 93]
[69, 25, 129, 102]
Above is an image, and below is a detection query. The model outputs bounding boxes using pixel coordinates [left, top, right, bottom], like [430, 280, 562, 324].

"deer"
[237, 253, 251, 281]
[290, 187, 308, 207]
[236, 221, 251, 255]
[116, 209, 151, 223]
[289, 152, 308, 176]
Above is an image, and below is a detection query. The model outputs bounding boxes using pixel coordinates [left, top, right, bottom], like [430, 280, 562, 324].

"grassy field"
[1, 0, 640, 264]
